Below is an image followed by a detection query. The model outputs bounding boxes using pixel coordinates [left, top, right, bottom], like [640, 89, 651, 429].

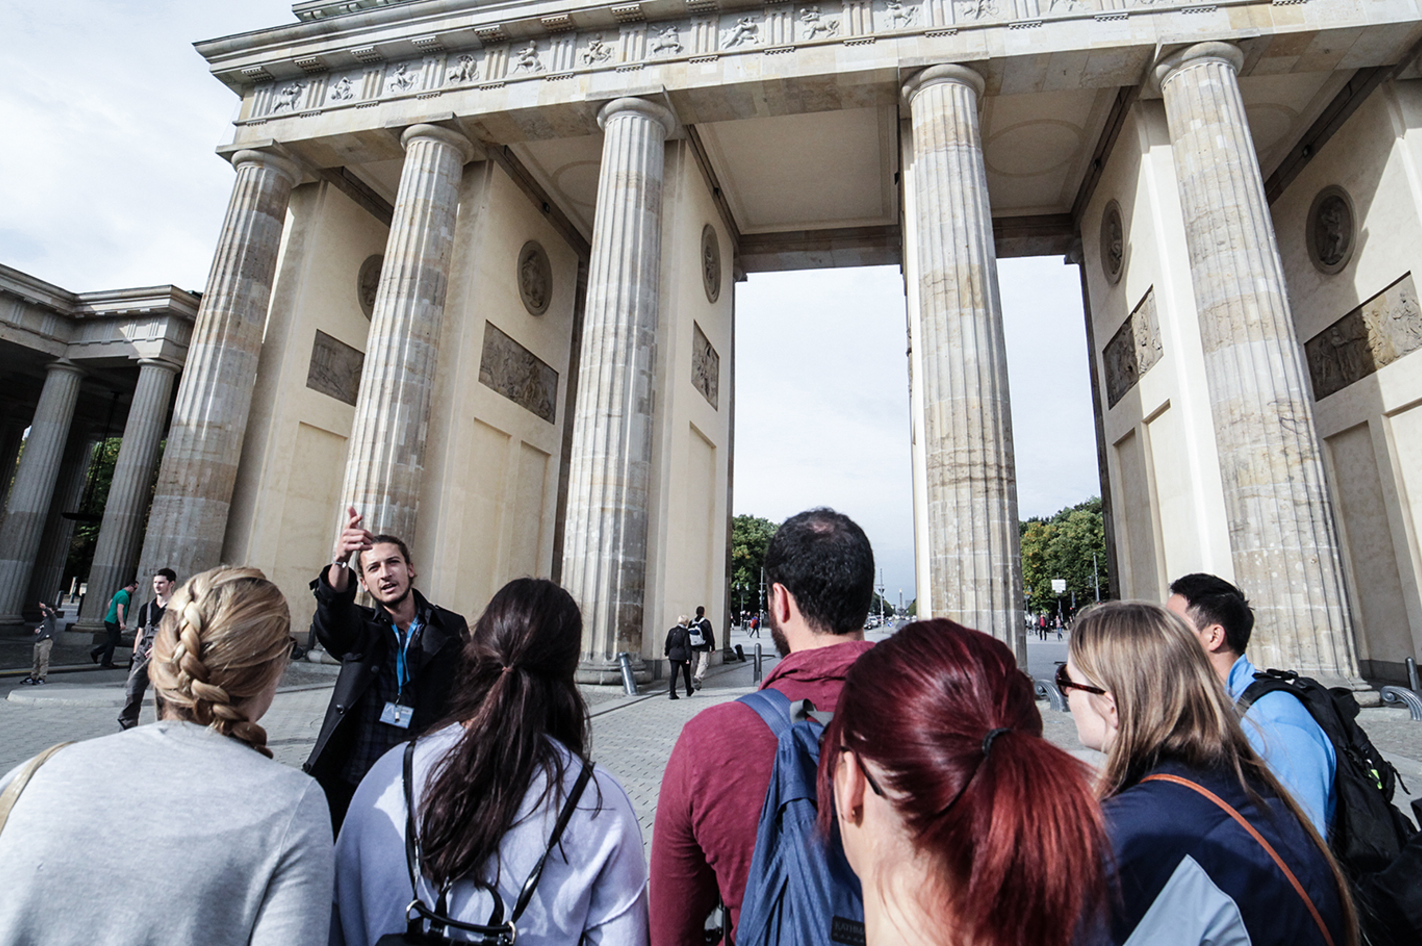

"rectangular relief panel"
[479, 322, 559, 423]
[1103, 287, 1162, 408]
[307, 330, 365, 406]
[692, 321, 720, 410]
[1306, 273, 1422, 400]
[1326, 422, 1412, 664]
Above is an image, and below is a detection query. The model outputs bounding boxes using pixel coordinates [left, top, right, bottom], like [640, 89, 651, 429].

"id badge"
[380, 701, 414, 729]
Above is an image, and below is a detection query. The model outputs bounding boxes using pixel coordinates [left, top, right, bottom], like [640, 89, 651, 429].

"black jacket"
[665, 624, 693, 662]
[302, 568, 469, 786]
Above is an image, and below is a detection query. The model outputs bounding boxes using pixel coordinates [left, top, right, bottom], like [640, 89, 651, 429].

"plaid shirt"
[339, 600, 430, 787]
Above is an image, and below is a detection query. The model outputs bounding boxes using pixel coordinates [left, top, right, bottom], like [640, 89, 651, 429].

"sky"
[1, 1, 1103, 604]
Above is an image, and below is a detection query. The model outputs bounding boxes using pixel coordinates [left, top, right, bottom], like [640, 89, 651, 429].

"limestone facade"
[9, 0, 1422, 684]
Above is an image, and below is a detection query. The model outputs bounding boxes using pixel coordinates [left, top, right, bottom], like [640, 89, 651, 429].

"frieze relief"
[1103, 287, 1162, 408]
[1305, 273, 1422, 400]
[307, 330, 365, 406]
[479, 322, 559, 423]
[692, 322, 720, 410]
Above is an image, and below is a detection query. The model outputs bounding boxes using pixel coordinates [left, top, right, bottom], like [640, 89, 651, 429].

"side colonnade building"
[6, 0, 1422, 688]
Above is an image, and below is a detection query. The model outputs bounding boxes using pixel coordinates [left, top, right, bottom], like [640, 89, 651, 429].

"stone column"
[0, 360, 85, 623]
[902, 65, 1025, 660]
[339, 124, 476, 538]
[137, 148, 301, 584]
[0, 417, 26, 511]
[1156, 42, 1357, 681]
[25, 428, 96, 609]
[562, 98, 675, 683]
[78, 359, 178, 631]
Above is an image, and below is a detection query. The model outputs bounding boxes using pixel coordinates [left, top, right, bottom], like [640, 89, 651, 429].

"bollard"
[753, 643, 763, 684]
[1408, 656, 1420, 693]
[617, 652, 638, 696]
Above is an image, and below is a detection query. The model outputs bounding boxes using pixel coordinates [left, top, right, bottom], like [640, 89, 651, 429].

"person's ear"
[834, 751, 867, 828]
[1099, 691, 1120, 742]
[1203, 623, 1228, 653]
[769, 583, 791, 624]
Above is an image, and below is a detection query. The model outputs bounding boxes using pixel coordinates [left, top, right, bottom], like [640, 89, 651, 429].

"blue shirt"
[1227, 655, 1336, 835]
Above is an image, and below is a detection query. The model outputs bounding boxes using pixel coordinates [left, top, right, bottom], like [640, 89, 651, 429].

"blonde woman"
[1064, 600, 1355, 946]
[0, 567, 334, 946]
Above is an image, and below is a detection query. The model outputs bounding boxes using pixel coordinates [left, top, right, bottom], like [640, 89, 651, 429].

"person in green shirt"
[90, 578, 137, 669]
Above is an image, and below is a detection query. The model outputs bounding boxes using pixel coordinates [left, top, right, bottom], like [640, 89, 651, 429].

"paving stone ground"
[4, 622, 1420, 853]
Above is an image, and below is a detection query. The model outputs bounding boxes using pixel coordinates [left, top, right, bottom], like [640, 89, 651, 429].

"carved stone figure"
[1048, 0, 1090, 10]
[272, 82, 306, 112]
[446, 54, 478, 84]
[800, 6, 841, 38]
[1315, 196, 1349, 266]
[518, 241, 553, 316]
[328, 76, 355, 101]
[692, 322, 720, 409]
[1305, 274, 1422, 398]
[582, 33, 614, 64]
[954, 0, 999, 19]
[306, 330, 365, 407]
[1101, 201, 1124, 284]
[723, 17, 761, 48]
[385, 62, 419, 93]
[650, 25, 684, 56]
[357, 255, 384, 319]
[885, 0, 917, 28]
[479, 323, 559, 423]
[512, 42, 545, 73]
[701, 225, 721, 304]
[1103, 288, 1161, 406]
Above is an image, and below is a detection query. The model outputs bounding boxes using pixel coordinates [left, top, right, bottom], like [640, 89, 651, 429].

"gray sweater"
[0, 721, 334, 946]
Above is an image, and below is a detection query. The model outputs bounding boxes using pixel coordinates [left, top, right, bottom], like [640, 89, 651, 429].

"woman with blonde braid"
[0, 567, 334, 946]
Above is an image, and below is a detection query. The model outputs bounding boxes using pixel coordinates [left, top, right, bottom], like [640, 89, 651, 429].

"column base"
[73, 618, 108, 635]
[576, 654, 651, 686]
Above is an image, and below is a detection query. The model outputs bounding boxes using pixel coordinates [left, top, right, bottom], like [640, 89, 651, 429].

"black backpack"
[1239, 669, 1419, 943]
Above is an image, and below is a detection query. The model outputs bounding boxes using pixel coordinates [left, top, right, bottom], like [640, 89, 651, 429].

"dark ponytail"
[417, 578, 589, 887]
[817, 619, 1108, 946]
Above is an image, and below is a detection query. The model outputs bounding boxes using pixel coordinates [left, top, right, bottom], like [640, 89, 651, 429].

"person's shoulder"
[677, 697, 770, 749]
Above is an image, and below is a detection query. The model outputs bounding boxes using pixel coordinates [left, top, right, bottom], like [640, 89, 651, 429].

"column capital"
[1153, 41, 1244, 93]
[597, 97, 677, 139]
[229, 147, 303, 186]
[400, 123, 480, 164]
[902, 64, 986, 109]
[136, 357, 180, 375]
[45, 359, 85, 379]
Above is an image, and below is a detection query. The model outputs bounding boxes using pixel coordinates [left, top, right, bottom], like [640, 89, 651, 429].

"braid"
[148, 566, 290, 758]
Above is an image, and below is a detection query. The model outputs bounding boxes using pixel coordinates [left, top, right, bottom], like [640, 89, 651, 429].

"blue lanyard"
[393, 614, 422, 701]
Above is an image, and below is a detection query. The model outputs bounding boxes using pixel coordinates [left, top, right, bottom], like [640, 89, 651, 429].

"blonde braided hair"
[148, 566, 292, 758]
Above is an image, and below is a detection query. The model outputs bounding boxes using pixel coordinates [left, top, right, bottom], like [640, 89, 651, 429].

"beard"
[768, 608, 790, 658]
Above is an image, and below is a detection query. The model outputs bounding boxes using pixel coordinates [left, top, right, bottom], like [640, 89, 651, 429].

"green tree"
[1019, 497, 1110, 616]
[730, 514, 777, 612]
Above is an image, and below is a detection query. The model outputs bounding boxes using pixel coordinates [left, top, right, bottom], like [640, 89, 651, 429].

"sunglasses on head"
[1056, 663, 1107, 696]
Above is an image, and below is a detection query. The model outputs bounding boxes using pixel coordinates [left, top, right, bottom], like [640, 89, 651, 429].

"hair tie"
[981, 727, 1011, 758]
[501, 664, 515, 675]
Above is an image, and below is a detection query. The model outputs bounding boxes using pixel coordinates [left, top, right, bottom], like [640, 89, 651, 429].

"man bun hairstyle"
[148, 566, 292, 758]
[818, 620, 1108, 946]
[1169, 572, 1253, 654]
[764, 507, 874, 635]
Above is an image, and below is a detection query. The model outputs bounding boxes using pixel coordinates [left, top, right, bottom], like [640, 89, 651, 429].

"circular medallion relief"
[1100, 201, 1124, 285]
[701, 225, 721, 304]
[1308, 186, 1355, 276]
[518, 241, 553, 316]
[357, 255, 384, 319]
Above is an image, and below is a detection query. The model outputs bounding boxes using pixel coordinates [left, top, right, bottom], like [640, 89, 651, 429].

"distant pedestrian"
[23, 602, 60, 685]
[90, 578, 137, 668]
[118, 568, 176, 730]
[690, 605, 715, 690]
[1038, 613, 1047, 641]
[665, 615, 693, 700]
[749, 614, 760, 637]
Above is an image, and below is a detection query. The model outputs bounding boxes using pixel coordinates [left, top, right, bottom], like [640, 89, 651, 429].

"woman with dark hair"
[332, 578, 648, 946]
[1066, 600, 1356, 946]
[818, 619, 1109, 946]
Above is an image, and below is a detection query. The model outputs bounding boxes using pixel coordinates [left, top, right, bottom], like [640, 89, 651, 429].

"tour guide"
[304, 505, 469, 830]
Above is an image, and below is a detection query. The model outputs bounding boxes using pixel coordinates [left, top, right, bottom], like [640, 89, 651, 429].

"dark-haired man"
[90, 578, 137, 669]
[304, 505, 468, 829]
[117, 568, 177, 730]
[650, 508, 876, 945]
[1167, 572, 1335, 834]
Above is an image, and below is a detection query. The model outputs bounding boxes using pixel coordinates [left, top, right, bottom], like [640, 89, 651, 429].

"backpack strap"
[1237, 670, 1297, 714]
[738, 688, 794, 738]
[1142, 773, 1337, 946]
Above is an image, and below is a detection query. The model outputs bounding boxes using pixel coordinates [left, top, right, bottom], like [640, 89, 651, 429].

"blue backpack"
[733, 689, 865, 946]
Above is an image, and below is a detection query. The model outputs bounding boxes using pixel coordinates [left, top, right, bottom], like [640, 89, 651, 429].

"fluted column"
[0, 418, 26, 511]
[25, 428, 96, 609]
[562, 98, 674, 683]
[1157, 43, 1357, 682]
[137, 148, 300, 583]
[902, 65, 1024, 660]
[0, 360, 85, 623]
[339, 124, 476, 539]
[78, 360, 178, 631]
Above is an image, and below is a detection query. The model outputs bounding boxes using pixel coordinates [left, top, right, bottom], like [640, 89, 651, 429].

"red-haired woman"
[818, 619, 1108, 946]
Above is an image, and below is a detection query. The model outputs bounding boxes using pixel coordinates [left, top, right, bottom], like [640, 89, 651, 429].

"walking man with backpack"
[1166, 573, 1336, 834]
[649, 507, 875, 946]
[690, 605, 716, 690]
